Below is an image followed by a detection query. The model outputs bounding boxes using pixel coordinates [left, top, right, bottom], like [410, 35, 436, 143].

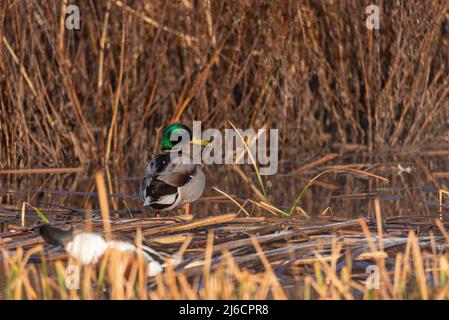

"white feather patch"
[65, 233, 108, 265]
[153, 193, 178, 205]
[107, 240, 138, 252]
[64, 233, 164, 276]
[147, 261, 163, 277]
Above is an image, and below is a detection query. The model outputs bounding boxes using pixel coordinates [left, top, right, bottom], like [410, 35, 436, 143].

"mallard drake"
[39, 224, 170, 276]
[139, 123, 208, 216]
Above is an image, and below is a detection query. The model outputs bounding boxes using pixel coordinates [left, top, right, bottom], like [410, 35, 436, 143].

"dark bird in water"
[39, 224, 172, 276]
[139, 123, 208, 216]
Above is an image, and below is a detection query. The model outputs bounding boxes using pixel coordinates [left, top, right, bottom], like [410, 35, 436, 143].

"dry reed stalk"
[212, 186, 249, 216]
[95, 171, 112, 240]
[228, 121, 267, 198]
[250, 236, 287, 300]
[291, 153, 339, 175]
[202, 230, 214, 297]
[359, 219, 393, 298]
[231, 165, 267, 200]
[409, 231, 429, 300]
[247, 199, 283, 216]
[374, 198, 384, 251]
[105, 14, 126, 165]
[177, 273, 197, 299]
[104, 167, 118, 212]
[2, 36, 37, 97]
[134, 228, 148, 299]
[98, 2, 112, 89]
[315, 250, 354, 299]
[435, 219, 449, 244]
[142, 213, 236, 236]
[0, 167, 83, 175]
[203, 0, 216, 46]
[440, 189, 449, 213]
[120, 79, 158, 166]
[57, 0, 67, 56]
[172, 30, 232, 123]
[299, 177, 339, 191]
[21, 202, 25, 227]
[112, 0, 198, 44]
[289, 168, 389, 215]
[434, 172, 449, 178]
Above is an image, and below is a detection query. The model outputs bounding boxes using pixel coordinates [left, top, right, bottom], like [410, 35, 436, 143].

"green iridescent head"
[161, 123, 192, 150]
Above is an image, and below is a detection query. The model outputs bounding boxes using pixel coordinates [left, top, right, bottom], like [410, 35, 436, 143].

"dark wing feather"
[140, 174, 178, 207]
[156, 170, 193, 187]
[141, 153, 199, 209]
[140, 154, 180, 208]
[155, 154, 196, 187]
[146, 179, 178, 202]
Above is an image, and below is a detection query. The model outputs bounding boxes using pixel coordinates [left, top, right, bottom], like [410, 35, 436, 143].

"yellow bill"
[190, 137, 210, 146]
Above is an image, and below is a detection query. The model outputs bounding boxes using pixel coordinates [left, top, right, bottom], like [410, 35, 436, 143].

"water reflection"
[1, 147, 448, 231]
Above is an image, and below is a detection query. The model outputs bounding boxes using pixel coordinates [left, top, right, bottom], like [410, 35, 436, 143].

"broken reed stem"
[95, 171, 112, 241]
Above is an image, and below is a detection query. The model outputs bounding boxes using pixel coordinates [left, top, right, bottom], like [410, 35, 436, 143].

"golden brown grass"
[2, 224, 449, 300]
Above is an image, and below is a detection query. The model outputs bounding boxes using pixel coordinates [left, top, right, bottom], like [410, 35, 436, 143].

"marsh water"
[1, 146, 448, 230]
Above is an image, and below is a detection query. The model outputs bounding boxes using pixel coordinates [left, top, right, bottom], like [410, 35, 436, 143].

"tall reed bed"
[1, 1, 449, 169]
